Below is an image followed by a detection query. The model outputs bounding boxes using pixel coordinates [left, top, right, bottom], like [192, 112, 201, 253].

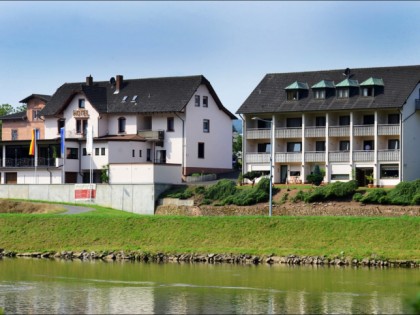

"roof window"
[122, 96, 128, 103]
[285, 81, 309, 101]
[360, 77, 384, 97]
[131, 95, 138, 102]
[311, 80, 335, 99]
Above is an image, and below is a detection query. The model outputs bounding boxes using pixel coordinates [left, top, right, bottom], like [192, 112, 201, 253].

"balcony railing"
[378, 124, 400, 136]
[275, 152, 302, 163]
[305, 151, 325, 162]
[275, 128, 302, 138]
[305, 127, 326, 138]
[378, 150, 400, 162]
[246, 153, 270, 163]
[4, 157, 56, 168]
[353, 150, 374, 162]
[353, 125, 374, 136]
[246, 128, 270, 139]
[329, 126, 350, 137]
[138, 130, 164, 141]
[328, 151, 350, 162]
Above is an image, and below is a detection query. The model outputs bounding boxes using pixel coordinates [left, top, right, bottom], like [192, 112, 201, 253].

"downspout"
[238, 114, 245, 178]
[174, 112, 185, 177]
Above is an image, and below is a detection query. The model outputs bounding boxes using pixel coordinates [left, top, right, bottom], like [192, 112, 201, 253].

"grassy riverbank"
[0, 206, 419, 260]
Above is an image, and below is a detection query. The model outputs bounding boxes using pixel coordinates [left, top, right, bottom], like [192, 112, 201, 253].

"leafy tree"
[0, 103, 15, 116]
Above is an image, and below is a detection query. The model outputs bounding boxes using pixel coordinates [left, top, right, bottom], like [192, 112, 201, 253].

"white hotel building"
[237, 65, 420, 187]
[0, 75, 235, 184]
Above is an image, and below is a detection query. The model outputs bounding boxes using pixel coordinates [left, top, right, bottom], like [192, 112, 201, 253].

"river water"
[0, 258, 418, 314]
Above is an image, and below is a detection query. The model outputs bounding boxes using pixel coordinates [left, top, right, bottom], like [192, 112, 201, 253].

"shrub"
[360, 189, 388, 204]
[411, 193, 420, 205]
[305, 180, 358, 203]
[306, 165, 324, 186]
[387, 180, 420, 205]
[291, 190, 307, 203]
[205, 179, 237, 201]
[352, 192, 363, 202]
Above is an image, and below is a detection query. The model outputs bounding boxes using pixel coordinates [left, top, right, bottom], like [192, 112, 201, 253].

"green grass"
[0, 207, 418, 260]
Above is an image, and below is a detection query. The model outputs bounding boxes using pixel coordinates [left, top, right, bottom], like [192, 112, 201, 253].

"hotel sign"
[73, 109, 89, 118]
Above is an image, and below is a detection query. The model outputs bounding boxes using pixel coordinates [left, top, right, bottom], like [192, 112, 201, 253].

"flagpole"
[34, 129, 37, 184]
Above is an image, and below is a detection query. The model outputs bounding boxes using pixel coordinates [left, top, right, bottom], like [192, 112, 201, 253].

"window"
[314, 90, 325, 99]
[11, 129, 18, 140]
[57, 119, 65, 134]
[363, 115, 374, 125]
[337, 89, 349, 98]
[364, 140, 374, 151]
[132, 149, 135, 157]
[316, 141, 326, 152]
[257, 119, 271, 129]
[380, 164, 399, 179]
[388, 114, 399, 124]
[287, 142, 302, 152]
[258, 143, 271, 153]
[286, 117, 302, 127]
[66, 148, 78, 159]
[32, 110, 39, 121]
[147, 149, 151, 161]
[198, 142, 205, 158]
[78, 99, 85, 108]
[76, 120, 88, 134]
[82, 148, 87, 156]
[118, 117, 126, 133]
[203, 119, 210, 133]
[362, 87, 374, 97]
[101, 148, 105, 156]
[156, 150, 166, 164]
[95, 148, 100, 156]
[203, 96, 208, 107]
[122, 96, 128, 103]
[339, 115, 350, 126]
[195, 95, 200, 107]
[139, 150, 142, 158]
[315, 116, 326, 127]
[388, 139, 399, 150]
[331, 174, 350, 180]
[339, 141, 350, 151]
[290, 171, 301, 177]
[131, 95, 138, 102]
[287, 90, 299, 101]
[167, 117, 174, 132]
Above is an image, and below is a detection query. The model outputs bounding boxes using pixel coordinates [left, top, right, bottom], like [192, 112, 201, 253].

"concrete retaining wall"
[0, 184, 172, 215]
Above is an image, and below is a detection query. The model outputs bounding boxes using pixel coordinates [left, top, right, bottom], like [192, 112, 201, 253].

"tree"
[0, 104, 15, 116]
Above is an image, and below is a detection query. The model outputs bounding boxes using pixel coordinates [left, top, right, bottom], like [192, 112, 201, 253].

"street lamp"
[252, 116, 274, 217]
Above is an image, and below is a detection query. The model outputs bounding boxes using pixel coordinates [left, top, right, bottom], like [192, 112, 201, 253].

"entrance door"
[280, 165, 288, 184]
[356, 168, 373, 187]
[5, 172, 17, 184]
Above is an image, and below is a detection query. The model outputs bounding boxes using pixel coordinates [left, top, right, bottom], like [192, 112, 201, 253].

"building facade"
[237, 65, 420, 187]
[0, 75, 235, 184]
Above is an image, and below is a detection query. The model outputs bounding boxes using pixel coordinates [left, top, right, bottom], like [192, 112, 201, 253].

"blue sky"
[1, 1, 420, 116]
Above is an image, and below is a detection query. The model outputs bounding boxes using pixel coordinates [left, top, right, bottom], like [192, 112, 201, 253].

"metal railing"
[4, 157, 56, 168]
[138, 130, 165, 141]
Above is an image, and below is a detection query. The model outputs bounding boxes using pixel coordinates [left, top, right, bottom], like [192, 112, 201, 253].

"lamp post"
[252, 117, 274, 217]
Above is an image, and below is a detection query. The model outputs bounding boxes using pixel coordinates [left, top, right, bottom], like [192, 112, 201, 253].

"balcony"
[305, 151, 325, 162]
[275, 128, 302, 138]
[329, 126, 350, 137]
[3, 157, 56, 168]
[275, 152, 302, 163]
[137, 130, 164, 141]
[328, 151, 350, 163]
[378, 124, 400, 136]
[305, 127, 326, 138]
[378, 150, 400, 162]
[246, 128, 270, 140]
[353, 150, 374, 162]
[354, 125, 374, 136]
[246, 153, 270, 163]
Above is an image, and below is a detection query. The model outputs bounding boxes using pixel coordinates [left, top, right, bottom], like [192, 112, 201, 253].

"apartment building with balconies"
[237, 65, 420, 187]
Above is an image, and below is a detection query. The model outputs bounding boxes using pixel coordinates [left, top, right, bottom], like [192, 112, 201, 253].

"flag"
[60, 127, 65, 157]
[29, 128, 39, 156]
[86, 124, 93, 155]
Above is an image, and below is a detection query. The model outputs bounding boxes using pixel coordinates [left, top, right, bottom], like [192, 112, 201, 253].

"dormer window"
[312, 80, 335, 99]
[285, 81, 309, 101]
[360, 77, 384, 97]
[336, 79, 359, 98]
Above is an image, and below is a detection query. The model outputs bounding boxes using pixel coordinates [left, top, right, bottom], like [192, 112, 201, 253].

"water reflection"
[0, 259, 416, 314]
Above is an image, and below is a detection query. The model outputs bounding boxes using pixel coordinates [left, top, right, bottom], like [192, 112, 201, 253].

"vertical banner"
[86, 124, 93, 155]
[60, 127, 65, 158]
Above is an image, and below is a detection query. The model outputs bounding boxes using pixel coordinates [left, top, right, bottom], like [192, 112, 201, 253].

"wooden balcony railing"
[328, 151, 350, 162]
[275, 152, 302, 163]
[353, 150, 374, 162]
[305, 127, 326, 138]
[275, 128, 302, 138]
[378, 150, 400, 161]
[329, 126, 350, 137]
[246, 153, 270, 163]
[246, 128, 271, 139]
[353, 125, 374, 136]
[305, 151, 325, 162]
[377, 124, 400, 136]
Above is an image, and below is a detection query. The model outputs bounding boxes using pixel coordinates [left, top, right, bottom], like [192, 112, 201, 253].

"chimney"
[116, 75, 123, 93]
[86, 75, 93, 86]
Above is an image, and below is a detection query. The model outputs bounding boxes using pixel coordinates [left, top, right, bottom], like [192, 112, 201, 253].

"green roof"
[360, 77, 384, 86]
[336, 78, 359, 87]
[311, 80, 335, 89]
[284, 81, 309, 90]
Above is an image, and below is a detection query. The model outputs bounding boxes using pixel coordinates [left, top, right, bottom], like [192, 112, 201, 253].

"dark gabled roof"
[237, 65, 420, 114]
[40, 75, 236, 119]
[20, 94, 51, 103]
[0, 111, 26, 121]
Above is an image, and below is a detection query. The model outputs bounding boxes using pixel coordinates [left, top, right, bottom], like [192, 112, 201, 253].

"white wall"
[109, 163, 181, 184]
[107, 114, 138, 135]
[402, 83, 420, 181]
[185, 84, 233, 171]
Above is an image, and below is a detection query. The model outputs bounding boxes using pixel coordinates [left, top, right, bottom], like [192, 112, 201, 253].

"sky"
[1, 1, 420, 117]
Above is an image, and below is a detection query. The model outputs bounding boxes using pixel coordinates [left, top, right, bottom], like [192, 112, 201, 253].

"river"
[0, 258, 418, 314]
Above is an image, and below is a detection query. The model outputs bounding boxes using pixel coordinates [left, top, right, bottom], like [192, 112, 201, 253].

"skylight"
[122, 96, 128, 102]
[131, 95, 138, 102]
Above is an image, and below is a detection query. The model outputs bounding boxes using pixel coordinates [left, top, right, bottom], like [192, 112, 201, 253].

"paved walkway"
[59, 205, 94, 215]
